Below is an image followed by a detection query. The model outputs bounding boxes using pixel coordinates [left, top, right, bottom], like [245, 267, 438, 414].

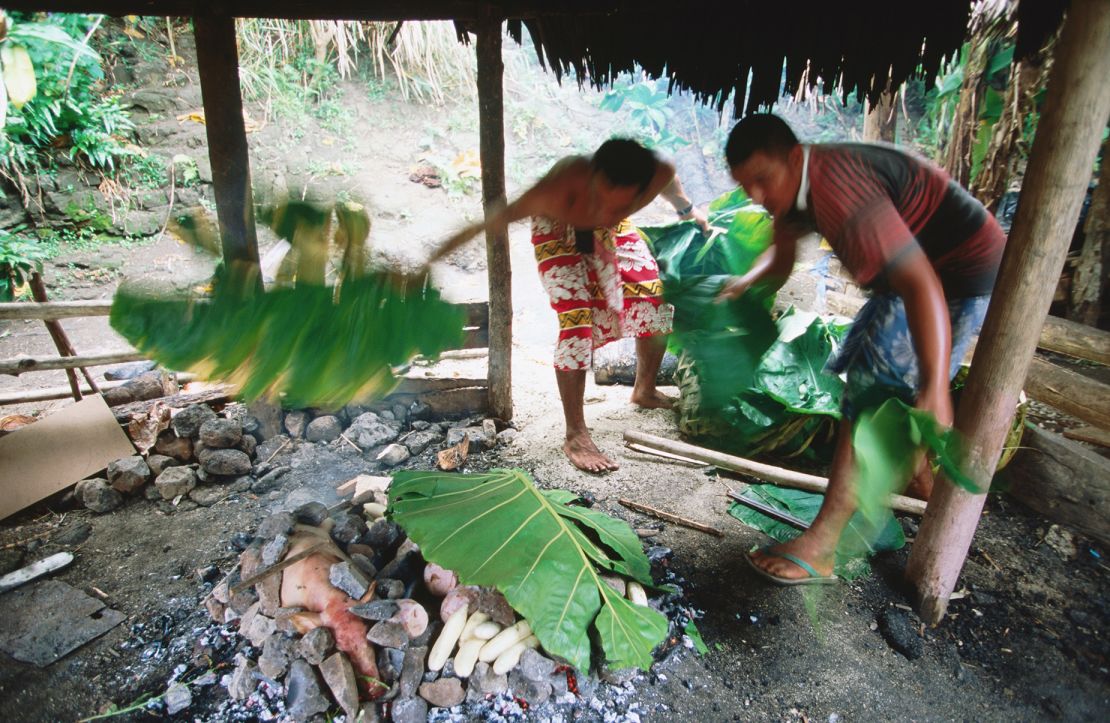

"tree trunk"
[863, 88, 897, 143]
[942, 37, 991, 187]
[1069, 133, 1110, 327]
[905, 0, 1110, 625]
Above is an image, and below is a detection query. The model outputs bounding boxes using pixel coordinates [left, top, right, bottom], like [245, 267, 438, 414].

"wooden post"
[476, 17, 512, 421]
[193, 14, 262, 285]
[1069, 133, 1109, 327]
[906, 0, 1110, 625]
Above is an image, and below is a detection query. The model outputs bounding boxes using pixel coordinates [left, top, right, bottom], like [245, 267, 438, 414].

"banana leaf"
[852, 398, 980, 524]
[110, 265, 464, 409]
[727, 484, 905, 581]
[387, 469, 668, 672]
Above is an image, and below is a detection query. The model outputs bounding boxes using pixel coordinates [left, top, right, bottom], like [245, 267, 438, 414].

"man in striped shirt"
[720, 114, 1005, 585]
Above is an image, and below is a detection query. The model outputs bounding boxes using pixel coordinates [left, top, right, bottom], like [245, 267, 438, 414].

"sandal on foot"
[745, 547, 838, 586]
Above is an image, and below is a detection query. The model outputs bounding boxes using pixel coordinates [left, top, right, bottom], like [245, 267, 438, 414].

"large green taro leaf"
[754, 308, 844, 417]
[110, 266, 463, 409]
[387, 469, 668, 672]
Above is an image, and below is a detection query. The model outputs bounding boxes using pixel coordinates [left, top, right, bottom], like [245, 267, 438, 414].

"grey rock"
[173, 404, 218, 439]
[82, 479, 123, 513]
[411, 420, 431, 431]
[403, 430, 441, 455]
[376, 578, 405, 600]
[164, 683, 191, 715]
[469, 662, 508, 697]
[305, 415, 343, 443]
[144, 484, 163, 501]
[330, 512, 367, 546]
[189, 486, 227, 507]
[284, 410, 310, 439]
[496, 428, 519, 446]
[367, 620, 408, 649]
[202, 449, 252, 476]
[364, 519, 404, 553]
[104, 360, 156, 381]
[879, 608, 924, 660]
[350, 553, 377, 578]
[598, 665, 637, 685]
[238, 434, 257, 458]
[292, 500, 328, 526]
[226, 654, 258, 700]
[356, 702, 381, 722]
[320, 652, 360, 719]
[509, 669, 552, 704]
[518, 649, 556, 682]
[445, 426, 492, 451]
[391, 697, 428, 723]
[347, 412, 401, 451]
[408, 400, 431, 421]
[155, 466, 198, 500]
[349, 600, 402, 624]
[199, 418, 243, 449]
[146, 454, 178, 477]
[248, 401, 284, 441]
[257, 511, 295, 540]
[482, 418, 499, 440]
[329, 560, 371, 599]
[55, 522, 92, 546]
[296, 626, 335, 666]
[245, 610, 276, 647]
[419, 677, 465, 708]
[261, 534, 290, 566]
[175, 499, 200, 512]
[252, 466, 290, 493]
[229, 476, 254, 493]
[153, 430, 193, 461]
[285, 659, 330, 721]
[377, 646, 406, 683]
[376, 443, 410, 466]
[258, 632, 296, 679]
[108, 456, 151, 494]
[399, 645, 428, 698]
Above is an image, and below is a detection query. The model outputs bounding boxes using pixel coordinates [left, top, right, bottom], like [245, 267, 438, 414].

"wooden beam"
[906, 0, 1110, 625]
[0, 300, 112, 321]
[476, 17, 512, 421]
[1, 1, 637, 21]
[1006, 424, 1110, 546]
[193, 14, 262, 284]
[623, 429, 927, 516]
[0, 351, 146, 376]
[1025, 356, 1110, 430]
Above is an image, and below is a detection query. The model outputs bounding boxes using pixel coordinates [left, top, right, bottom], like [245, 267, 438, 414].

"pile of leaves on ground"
[642, 188, 848, 461]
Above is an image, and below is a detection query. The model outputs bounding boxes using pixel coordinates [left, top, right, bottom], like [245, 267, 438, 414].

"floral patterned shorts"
[531, 216, 673, 371]
[828, 293, 991, 419]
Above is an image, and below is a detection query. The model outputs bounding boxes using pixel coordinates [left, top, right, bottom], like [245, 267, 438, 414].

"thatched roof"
[7, 1, 1064, 113]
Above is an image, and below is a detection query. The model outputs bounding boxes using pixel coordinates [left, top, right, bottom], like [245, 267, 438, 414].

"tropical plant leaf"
[753, 308, 844, 417]
[853, 398, 980, 523]
[110, 265, 464, 409]
[387, 469, 668, 672]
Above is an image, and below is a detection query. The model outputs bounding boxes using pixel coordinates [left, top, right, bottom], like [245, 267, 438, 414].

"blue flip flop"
[745, 547, 838, 586]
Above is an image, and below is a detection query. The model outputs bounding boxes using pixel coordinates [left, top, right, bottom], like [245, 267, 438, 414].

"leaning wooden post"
[193, 14, 262, 287]
[906, 0, 1110, 625]
[476, 17, 512, 421]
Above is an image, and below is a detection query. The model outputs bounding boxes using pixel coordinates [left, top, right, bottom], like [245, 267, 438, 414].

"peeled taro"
[424, 562, 459, 597]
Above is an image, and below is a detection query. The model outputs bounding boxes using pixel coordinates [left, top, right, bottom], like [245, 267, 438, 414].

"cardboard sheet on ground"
[0, 580, 126, 666]
[0, 395, 135, 520]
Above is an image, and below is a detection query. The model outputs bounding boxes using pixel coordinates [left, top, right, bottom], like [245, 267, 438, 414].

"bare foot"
[630, 388, 675, 409]
[749, 534, 835, 581]
[563, 433, 619, 473]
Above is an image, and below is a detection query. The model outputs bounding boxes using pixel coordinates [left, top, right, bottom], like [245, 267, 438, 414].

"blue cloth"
[828, 293, 991, 419]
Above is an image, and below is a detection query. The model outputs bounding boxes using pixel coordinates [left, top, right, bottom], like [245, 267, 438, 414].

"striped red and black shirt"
[786, 143, 1006, 297]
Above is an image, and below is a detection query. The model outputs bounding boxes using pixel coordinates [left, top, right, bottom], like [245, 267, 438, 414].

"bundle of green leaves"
[110, 199, 465, 409]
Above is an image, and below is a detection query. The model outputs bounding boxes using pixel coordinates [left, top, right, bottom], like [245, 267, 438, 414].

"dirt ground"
[0, 26, 1107, 722]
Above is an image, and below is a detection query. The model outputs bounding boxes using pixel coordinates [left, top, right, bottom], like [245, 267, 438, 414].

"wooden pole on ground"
[476, 16, 512, 421]
[906, 0, 1110, 625]
[193, 14, 262, 287]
